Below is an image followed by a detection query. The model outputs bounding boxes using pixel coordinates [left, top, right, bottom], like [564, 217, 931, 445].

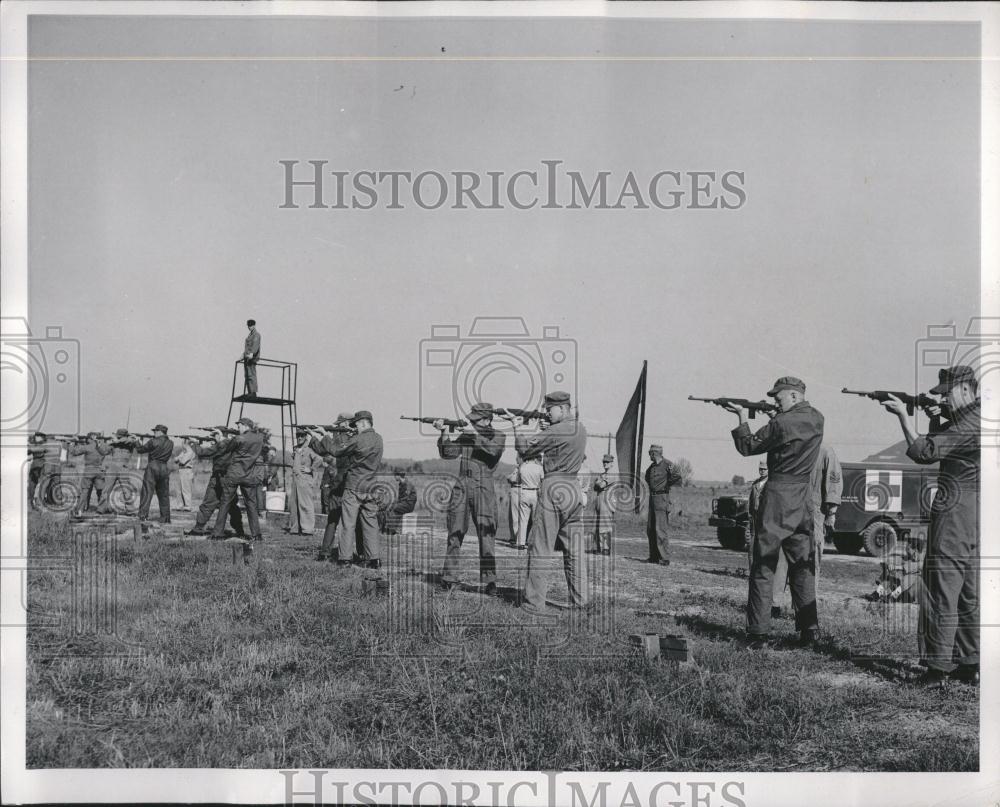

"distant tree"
[732, 474, 746, 487]
[674, 458, 694, 486]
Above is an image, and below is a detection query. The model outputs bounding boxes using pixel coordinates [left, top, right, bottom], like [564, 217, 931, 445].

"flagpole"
[634, 360, 647, 512]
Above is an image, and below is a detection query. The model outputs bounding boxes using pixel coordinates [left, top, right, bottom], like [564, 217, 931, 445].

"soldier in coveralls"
[645, 445, 683, 565]
[308, 412, 356, 562]
[435, 403, 506, 594]
[210, 417, 265, 542]
[592, 454, 617, 555]
[184, 432, 244, 537]
[69, 433, 112, 514]
[135, 425, 175, 523]
[882, 365, 980, 686]
[97, 429, 140, 515]
[520, 391, 589, 615]
[726, 376, 824, 647]
[242, 319, 261, 398]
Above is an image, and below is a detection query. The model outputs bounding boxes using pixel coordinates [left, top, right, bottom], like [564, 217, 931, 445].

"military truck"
[708, 495, 751, 551]
[710, 442, 936, 557]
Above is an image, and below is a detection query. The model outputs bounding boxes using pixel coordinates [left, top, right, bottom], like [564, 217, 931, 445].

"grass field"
[25, 484, 978, 771]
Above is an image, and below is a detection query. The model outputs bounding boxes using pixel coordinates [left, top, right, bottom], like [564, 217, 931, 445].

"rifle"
[490, 407, 550, 422]
[687, 396, 778, 419]
[189, 425, 239, 436]
[176, 433, 217, 443]
[841, 389, 950, 418]
[296, 424, 353, 433]
[50, 433, 89, 444]
[400, 415, 469, 432]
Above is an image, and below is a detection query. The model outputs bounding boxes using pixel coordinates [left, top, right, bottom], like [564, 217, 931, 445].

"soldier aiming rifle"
[688, 396, 778, 419]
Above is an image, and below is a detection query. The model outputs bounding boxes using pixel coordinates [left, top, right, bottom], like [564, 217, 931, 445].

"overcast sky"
[26, 15, 981, 479]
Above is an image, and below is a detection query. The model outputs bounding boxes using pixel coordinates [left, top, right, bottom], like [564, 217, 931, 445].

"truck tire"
[832, 532, 863, 555]
[862, 522, 897, 557]
[718, 527, 747, 551]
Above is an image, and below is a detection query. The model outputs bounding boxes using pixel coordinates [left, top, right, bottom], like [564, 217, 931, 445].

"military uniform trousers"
[919, 488, 979, 672]
[244, 360, 258, 397]
[27, 467, 43, 507]
[525, 477, 588, 610]
[594, 495, 615, 552]
[336, 489, 380, 561]
[76, 471, 105, 514]
[211, 475, 260, 538]
[442, 477, 497, 585]
[749, 526, 791, 610]
[194, 472, 245, 534]
[508, 487, 538, 548]
[138, 460, 171, 522]
[748, 475, 818, 636]
[646, 492, 672, 562]
[287, 472, 317, 534]
[318, 493, 343, 558]
[97, 465, 138, 514]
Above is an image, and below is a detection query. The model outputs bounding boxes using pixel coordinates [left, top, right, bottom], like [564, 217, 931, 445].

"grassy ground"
[25, 486, 978, 771]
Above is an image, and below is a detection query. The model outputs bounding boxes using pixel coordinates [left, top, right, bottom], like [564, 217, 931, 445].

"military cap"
[351, 410, 373, 424]
[115, 428, 130, 437]
[335, 411, 354, 424]
[930, 365, 977, 394]
[468, 402, 494, 421]
[767, 376, 806, 396]
[247, 319, 256, 327]
[602, 454, 615, 462]
[649, 444, 664, 452]
[153, 424, 168, 433]
[543, 390, 572, 408]
[759, 461, 768, 471]
[237, 416, 256, 428]
[34, 431, 47, 440]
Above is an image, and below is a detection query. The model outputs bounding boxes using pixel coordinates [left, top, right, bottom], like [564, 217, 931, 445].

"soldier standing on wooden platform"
[184, 431, 244, 537]
[727, 376, 824, 648]
[882, 365, 981, 686]
[644, 444, 683, 566]
[519, 391, 588, 615]
[209, 417, 265, 542]
[592, 453, 616, 555]
[135, 425, 175, 524]
[436, 402, 506, 594]
[69, 433, 112, 514]
[242, 318, 261, 398]
[286, 430, 323, 536]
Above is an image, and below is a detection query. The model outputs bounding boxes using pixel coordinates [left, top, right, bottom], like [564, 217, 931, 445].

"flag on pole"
[615, 361, 647, 512]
